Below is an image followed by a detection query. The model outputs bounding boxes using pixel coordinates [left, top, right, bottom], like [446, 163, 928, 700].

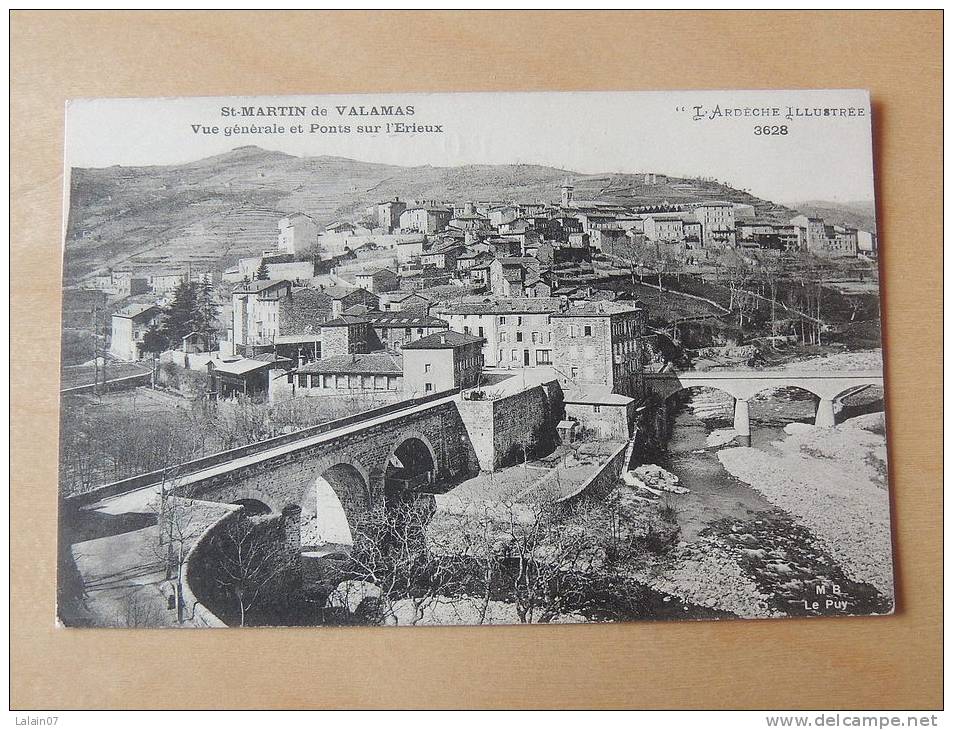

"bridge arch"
[662, 382, 738, 405]
[384, 431, 439, 506]
[830, 380, 885, 404]
[300, 460, 371, 550]
[229, 488, 280, 515]
[748, 383, 825, 403]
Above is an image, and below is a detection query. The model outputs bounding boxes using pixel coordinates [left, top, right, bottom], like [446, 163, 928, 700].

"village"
[72, 178, 877, 402]
[59, 174, 888, 628]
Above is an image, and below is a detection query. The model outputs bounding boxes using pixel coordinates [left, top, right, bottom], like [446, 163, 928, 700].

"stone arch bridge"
[181, 395, 477, 537]
[644, 369, 884, 445]
[74, 393, 478, 551]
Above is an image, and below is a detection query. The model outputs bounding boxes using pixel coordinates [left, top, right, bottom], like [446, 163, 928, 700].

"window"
[387, 376, 398, 390]
[424, 363, 431, 372]
[323, 374, 332, 388]
[478, 326, 484, 337]
[516, 331, 523, 343]
[517, 316, 523, 326]
[405, 327, 412, 336]
[584, 326, 592, 337]
[531, 332, 538, 344]
[571, 367, 579, 378]
[500, 332, 507, 343]
[336, 375, 347, 389]
[463, 326, 470, 335]
[298, 373, 308, 388]
[536, 350, 552, 365]
[499, 316, 506, 325]
[374, 375, 385, 390]
[498, 350, 504, 362]
[511, 349, 518, 361]
[569, 325, 576, 337]
[425, 383, 433, 393]
[593, 405, 601, 413]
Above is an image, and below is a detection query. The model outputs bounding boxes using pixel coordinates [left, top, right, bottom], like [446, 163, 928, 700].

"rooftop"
[433, 296, 567, 315]
[321, 284, 364, 300]
[380, 291, 429, 303]
[233, 279, 290, 295]
[402, 330, 485, 350]
[297, 352, 403, 375]
[363, 312, 449, 328]
[212, 357, 276, 376]
[553, 301, 643, 317]
[321, 314, 370, 327]
[355, 268, 397, 278]
[113, 303, 160, 320]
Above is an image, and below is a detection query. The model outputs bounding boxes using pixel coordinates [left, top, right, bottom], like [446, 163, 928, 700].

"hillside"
[64, 145, 795, 283]
[792, 200, 877, 234]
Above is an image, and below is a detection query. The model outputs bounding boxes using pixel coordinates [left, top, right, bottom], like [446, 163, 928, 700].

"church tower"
[561, 178, 574, 208]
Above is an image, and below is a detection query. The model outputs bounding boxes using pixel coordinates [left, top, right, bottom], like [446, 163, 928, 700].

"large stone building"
[399, 205, 452, 234]
[230, 280, 294, 355]
[790, 214, 829, 255]
[319, 314, 372, 357]
[641, 213, 685, 242]
[277, 213, 318, 255]
[549, 301, 646, 398]
[377, 198, 407, 234]
[693, 201, 736, 246]
[432, 297, 567, 368]
[362, 311, 449, 352]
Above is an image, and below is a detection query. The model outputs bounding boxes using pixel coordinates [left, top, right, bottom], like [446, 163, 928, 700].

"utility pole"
[100, 304, 108, 392]
[92, 302, 101, 397]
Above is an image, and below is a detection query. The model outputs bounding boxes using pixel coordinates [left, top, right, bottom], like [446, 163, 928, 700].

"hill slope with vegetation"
[65, 145, 794, 283]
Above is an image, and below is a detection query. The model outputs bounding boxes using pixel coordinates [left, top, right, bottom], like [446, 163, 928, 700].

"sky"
[65, 90, 876, 205]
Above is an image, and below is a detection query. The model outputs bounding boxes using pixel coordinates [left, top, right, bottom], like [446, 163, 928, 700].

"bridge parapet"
[644, 369, 883, 402]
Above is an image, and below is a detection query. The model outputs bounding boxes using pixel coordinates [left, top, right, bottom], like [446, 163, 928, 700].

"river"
[663, 387, 818, 541]
[647, 384, 891, 618]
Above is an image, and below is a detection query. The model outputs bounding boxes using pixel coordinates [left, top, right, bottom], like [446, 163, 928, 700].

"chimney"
[464, 201, 475, 216]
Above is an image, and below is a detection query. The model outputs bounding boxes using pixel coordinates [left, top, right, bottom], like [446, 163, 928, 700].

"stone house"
[354, 268, 400, 294]
[285, 352, 403, 397]
[401, 330, 485, 397]
[109, 303, 162, 361]
[550, 301, 646, 398]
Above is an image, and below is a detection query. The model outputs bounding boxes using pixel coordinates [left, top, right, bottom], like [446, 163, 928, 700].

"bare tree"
[753, 251, 787, 336]
[148, 456, 204, 624]
[212, 514, 293, 627]
[342, 499, 467, 625]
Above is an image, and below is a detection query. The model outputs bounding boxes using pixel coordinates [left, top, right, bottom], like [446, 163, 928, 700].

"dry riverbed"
[636, 361, 892, 619]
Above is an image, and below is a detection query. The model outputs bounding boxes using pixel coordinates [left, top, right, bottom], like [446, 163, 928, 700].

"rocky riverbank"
[717, 412, 893, 601]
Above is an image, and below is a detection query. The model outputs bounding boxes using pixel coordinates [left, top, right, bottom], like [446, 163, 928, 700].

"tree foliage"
[160, 278, 220, 346]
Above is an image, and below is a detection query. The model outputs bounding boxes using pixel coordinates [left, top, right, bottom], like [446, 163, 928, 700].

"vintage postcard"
[58, 90, 890, 628]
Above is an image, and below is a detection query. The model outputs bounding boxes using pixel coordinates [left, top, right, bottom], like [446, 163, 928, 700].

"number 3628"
[754, 125, 788, 135]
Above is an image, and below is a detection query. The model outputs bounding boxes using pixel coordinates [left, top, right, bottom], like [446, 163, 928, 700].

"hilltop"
[791, 200, 877, 235]
[64, 145, 795, 283]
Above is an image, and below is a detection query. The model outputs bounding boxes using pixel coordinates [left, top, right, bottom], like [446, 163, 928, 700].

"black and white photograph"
[57, 90, 891, 629]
